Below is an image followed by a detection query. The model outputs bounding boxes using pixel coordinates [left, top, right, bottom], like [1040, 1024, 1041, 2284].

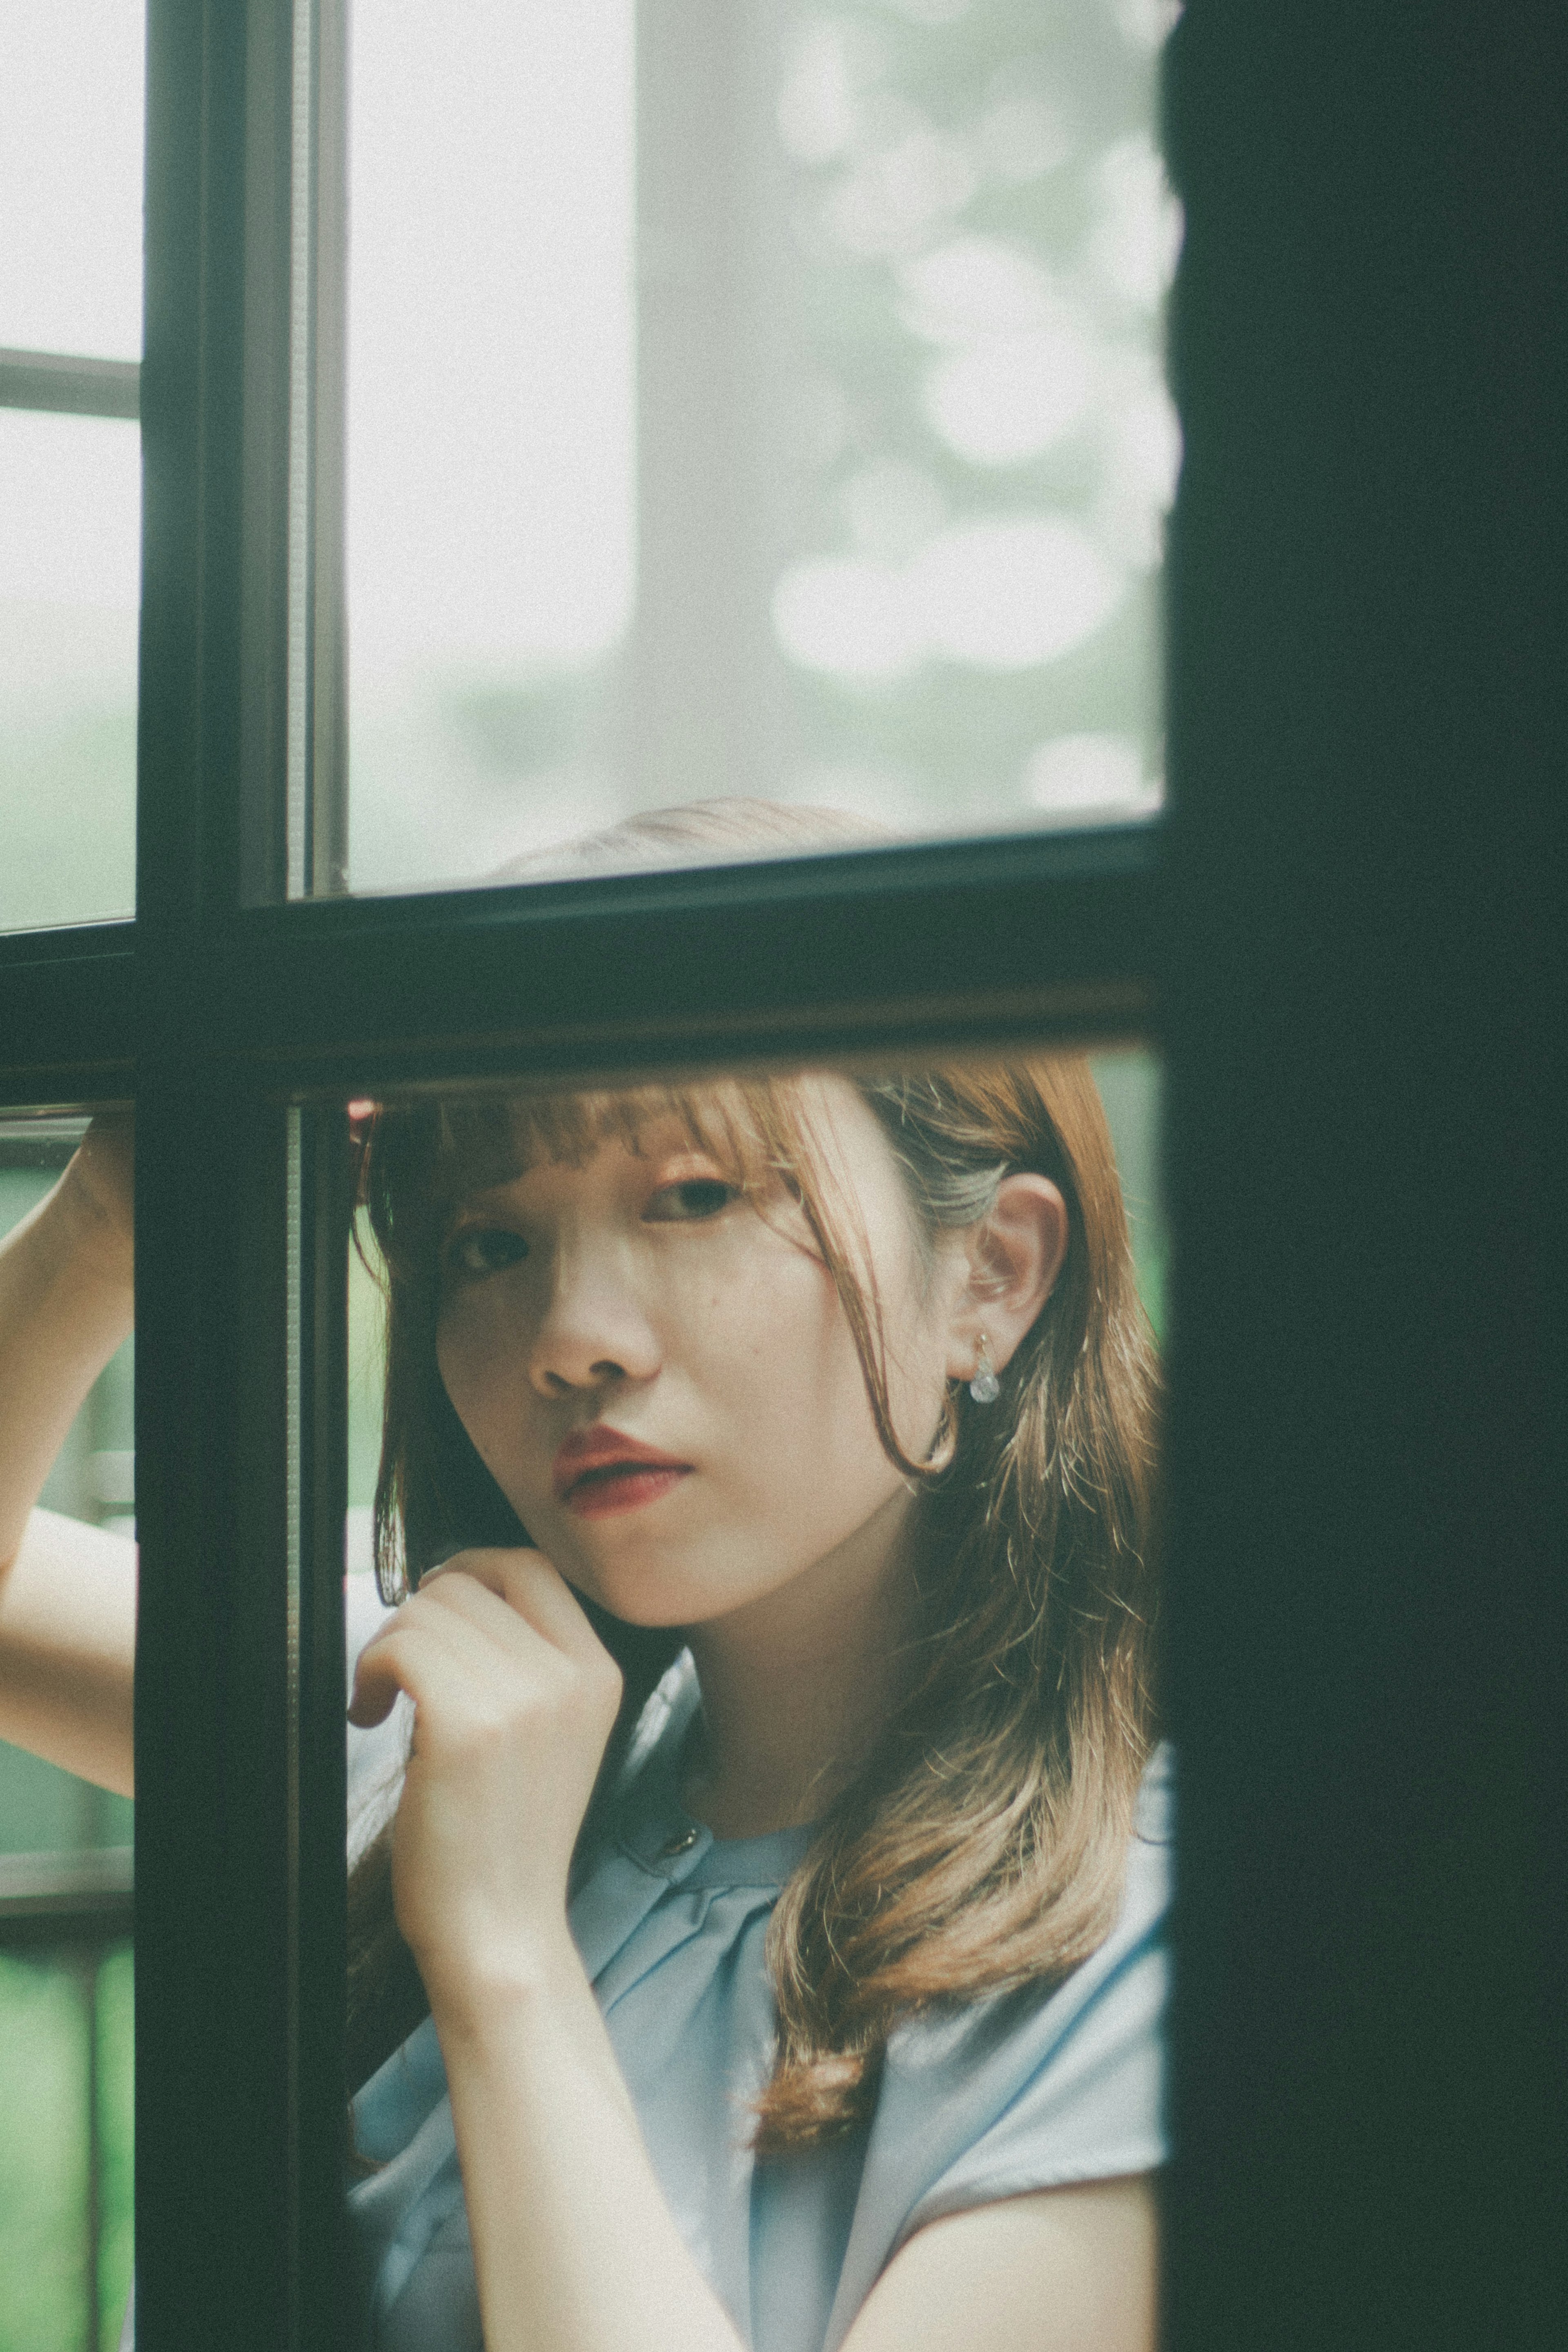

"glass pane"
[0, 1117, 135, 2351]
[0, 410, 140, 931]
[337, 1041, 1167, 2342]
[0, 0, 146, 359]
[345, 0, 636, 892]
[341, 0, 1176, 896]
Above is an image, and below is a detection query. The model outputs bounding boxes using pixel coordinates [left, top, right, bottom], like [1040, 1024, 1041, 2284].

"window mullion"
[0, 349, 140, 419]
[131, 1075, 296, 2349]
[0, 927, 135, 1104]
[133, 5, 311, 2347]
[292, 1103, 353, 2345]
[209, 828, 1163, 1093]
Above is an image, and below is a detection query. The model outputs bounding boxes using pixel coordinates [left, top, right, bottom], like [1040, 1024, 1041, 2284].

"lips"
[552, 1426, 693, 1515]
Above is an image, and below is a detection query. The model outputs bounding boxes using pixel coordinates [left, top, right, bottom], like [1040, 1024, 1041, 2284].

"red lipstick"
[552, 1427, 693, 1519]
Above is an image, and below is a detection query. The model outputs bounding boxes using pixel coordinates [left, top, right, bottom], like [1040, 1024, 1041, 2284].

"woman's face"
[434, 1080, 968, 1629]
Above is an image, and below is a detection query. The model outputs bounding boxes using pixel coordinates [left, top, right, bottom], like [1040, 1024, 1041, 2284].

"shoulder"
[826, 1744, 1173, 2336]
[886, 1741, 1172, 2134]
[840, 2173, 1158, 2352]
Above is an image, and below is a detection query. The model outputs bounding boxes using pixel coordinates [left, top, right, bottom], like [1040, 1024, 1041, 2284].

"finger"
[347, 1635, 481, 1749]
[348, 1553, 619, 1731]
[410, 1574, 619, 1730]
[348, 1585, 519, 1724]
[423, 1547, 611, 1669]
[397, 1574, 572, 1696]
[348, 1601, 545, 1736]
[348, 1613, 438, 1726]
[347, 1622, 442, 1728]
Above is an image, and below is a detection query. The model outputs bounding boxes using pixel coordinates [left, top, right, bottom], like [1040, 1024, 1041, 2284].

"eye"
[443, 1226, 528, 1280]
[644, 1177, 739, 1223]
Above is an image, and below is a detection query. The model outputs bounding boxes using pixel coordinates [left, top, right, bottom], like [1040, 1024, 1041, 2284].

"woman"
[0, 858, 1167, 2352]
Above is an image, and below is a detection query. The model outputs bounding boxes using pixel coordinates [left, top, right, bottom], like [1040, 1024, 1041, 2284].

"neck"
[679, 1487, 919, 1840]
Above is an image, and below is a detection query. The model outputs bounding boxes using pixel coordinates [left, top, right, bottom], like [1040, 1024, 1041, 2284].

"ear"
[944, 1174, 1070, 1382]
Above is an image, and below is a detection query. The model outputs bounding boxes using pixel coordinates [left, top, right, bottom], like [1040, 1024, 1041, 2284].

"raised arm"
[0, 1118, 137, 1797]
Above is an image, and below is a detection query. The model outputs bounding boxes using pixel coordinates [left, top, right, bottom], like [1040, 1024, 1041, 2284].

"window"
[341, 2, 1175, 891]
[0, 0, 145, 930]
[0, 4, 1557, 2349]
[1, 9, 145, 2331]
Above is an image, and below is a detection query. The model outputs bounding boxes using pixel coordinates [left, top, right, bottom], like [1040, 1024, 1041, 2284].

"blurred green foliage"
[777, 0, 1169, 801]
[1089, 1047, 1166, 1340]
[0, 1947, 133, 2352]
[352, 0, 1172, 884]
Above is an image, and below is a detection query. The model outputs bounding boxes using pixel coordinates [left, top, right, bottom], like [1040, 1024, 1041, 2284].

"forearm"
[0, 1163, 134, 1571]
[433, 1944, 744, 2352]
[0, 1144, 137, 1794]
[0, 1511, 136, 1795]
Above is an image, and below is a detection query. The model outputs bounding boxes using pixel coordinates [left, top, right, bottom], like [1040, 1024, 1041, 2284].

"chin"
[573, 1581, 693, 1630]
[553, 1554, 698, 1630]
[566, 1551, 776, 1634]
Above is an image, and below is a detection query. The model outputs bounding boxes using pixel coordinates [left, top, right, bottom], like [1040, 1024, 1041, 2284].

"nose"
[527, 1235, 662, 1399]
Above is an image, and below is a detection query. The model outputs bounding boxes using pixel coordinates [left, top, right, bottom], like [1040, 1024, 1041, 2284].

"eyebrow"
[441, 1173, 527, 1216]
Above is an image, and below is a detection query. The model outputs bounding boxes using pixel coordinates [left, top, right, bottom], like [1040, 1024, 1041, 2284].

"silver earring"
[969, 1334, 1000, 1405]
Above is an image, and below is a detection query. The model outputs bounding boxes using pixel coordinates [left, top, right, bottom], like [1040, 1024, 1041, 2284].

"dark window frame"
[0, 349, 140, 418]
[0, 3, 1559, 2349]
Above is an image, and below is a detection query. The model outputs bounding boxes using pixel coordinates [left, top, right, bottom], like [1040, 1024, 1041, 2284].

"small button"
[658, 1825, 701, 1859]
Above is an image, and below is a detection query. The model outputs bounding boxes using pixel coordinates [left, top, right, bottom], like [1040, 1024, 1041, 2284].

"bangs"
[364, 1076, 828, 1263]
[512, 1082, 771, 1187]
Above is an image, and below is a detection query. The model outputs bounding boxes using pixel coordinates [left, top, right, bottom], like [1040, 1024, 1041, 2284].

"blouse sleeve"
[897, 1857, 1169, 2241]
[821, 1749, 1174, 2349]
[900, 1748, 1174, 2242]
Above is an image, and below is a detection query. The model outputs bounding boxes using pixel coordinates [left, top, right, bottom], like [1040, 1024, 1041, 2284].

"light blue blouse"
[345, 1653, 1172, 2352]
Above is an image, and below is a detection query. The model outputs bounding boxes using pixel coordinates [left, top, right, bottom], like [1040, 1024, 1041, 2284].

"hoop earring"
[969, 1334, 1000, 1405]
